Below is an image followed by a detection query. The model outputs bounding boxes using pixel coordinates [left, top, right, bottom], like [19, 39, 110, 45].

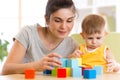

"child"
[68, 14, 120, 73]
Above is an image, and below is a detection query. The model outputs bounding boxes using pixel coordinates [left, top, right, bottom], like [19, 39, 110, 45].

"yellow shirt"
[80, 44, 107, 72]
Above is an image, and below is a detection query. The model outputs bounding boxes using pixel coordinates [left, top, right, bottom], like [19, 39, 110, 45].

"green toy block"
[52, 67, 57, 76]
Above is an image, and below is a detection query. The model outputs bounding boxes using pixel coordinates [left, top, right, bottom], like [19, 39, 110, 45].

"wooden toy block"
[52, 67, 57, 76]
[60, 58, 67, 67]
[83, 69, 96, 79]
[43, 70, 51, 75]
[77, 58, 82, 66]
[82, 66, 92, 75]
[25, 69, 35, 79]
[72, 67, 82, 77]
[57, 68, 66, 78]
[66, 68, 71, 77]
[67, 59, 79, 68]
[93, 66, 103, 75]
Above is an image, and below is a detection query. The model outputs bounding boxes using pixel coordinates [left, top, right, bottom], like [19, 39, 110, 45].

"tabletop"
[0, 72, 120, 80]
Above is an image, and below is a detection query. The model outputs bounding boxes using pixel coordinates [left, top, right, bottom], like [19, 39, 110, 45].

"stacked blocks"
[67, 58, 82, 77]
[43, 58, 103, 79]
[25, 69, 35, 79]
[83, 69, 96, 79]
[52, 58, 82, 78]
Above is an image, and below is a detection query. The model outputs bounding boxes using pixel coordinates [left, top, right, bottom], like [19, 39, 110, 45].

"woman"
[2, 0, 78, 75]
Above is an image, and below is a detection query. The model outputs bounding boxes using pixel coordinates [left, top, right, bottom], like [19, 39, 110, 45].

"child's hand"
[68, 49, 84, 58]
[106, 59, 120, 72]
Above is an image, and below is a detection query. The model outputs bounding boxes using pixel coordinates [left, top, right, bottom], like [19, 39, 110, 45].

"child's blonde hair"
[82, 14, 106, 35]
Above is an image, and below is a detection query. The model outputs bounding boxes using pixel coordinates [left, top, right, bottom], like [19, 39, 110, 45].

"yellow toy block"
[77, 58, 82, 66]
[66, 68, 71, 77]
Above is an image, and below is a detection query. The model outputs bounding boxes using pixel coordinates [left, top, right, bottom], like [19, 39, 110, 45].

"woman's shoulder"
[21, 24, 38, 30]
[20, 23, 44, 33]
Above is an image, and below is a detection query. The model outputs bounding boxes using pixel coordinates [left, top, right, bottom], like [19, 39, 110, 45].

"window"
[73, 0, 120, 34]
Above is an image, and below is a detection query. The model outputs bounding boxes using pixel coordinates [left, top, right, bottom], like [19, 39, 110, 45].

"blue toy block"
[59, 58, 67, 67]
[93, 66, 103, 75]
[66, 59, 70, 67]
[43, 70, 51, 75]
[67, 59, 79, 68]
[83, 69, 96, 79]
[72, 67, 82, 77]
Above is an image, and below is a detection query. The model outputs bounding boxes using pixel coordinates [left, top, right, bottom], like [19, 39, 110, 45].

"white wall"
[21, 0, 47, 27]
[0, 0, 19, 51]
[0, 0, 120, 51]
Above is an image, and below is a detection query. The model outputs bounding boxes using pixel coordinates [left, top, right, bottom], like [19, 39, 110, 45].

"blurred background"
[0, 0, 120, 70]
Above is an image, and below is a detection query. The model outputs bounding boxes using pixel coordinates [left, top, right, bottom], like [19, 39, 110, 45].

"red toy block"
[25, 69, 35, 79]
[57, 68, 66, 78]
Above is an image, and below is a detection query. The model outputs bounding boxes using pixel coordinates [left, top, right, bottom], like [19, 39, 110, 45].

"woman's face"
[47, 8, 75, 39]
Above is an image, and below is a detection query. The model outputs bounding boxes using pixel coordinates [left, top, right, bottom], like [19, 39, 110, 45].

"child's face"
[82, 31, 107, 50]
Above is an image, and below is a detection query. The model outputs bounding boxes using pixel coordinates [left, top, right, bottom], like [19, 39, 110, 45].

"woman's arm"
[2, 40, 62, 75]
[2, 40, 36, 74]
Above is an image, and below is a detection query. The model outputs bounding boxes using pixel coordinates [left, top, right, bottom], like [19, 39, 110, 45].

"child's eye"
[97, 37, 101, 39]
[88, 37, 93, 40]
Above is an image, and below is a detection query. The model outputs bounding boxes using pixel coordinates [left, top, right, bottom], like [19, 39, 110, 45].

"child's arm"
[106, 48, 120, 72]
[67, 47, 84, 58]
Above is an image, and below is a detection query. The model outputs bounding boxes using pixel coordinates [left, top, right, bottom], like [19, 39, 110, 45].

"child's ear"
[80, 32, 84, 39]
[105, 31, 108, 37]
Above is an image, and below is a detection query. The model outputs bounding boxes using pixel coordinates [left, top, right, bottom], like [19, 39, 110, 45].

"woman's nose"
[61, 22, 66, 29]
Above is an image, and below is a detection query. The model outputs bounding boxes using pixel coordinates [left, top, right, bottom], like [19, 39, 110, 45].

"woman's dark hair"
[45, 0, 76, 19]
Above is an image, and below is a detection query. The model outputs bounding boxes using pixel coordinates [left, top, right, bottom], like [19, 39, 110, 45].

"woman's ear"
[44, 15, 49, 25]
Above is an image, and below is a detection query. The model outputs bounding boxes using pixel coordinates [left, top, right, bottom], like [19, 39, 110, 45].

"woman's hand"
[68, 49, 84, 58]
[36, 53, 62, 71]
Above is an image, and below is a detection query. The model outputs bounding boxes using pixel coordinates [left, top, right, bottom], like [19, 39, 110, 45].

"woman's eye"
[55, 19, 61, 22]
[67, 19, 73, 23]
